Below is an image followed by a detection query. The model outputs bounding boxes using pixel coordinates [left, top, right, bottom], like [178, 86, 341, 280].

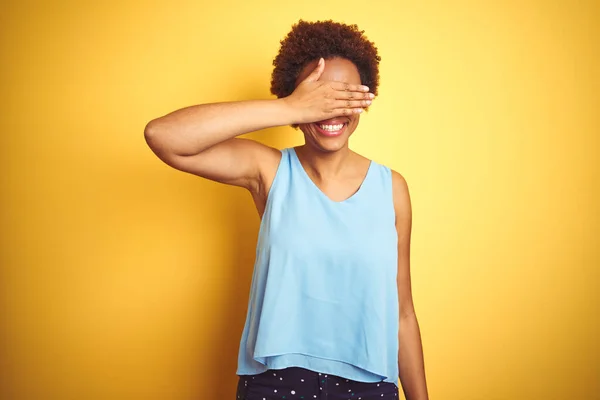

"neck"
[295, 145, 352, 180]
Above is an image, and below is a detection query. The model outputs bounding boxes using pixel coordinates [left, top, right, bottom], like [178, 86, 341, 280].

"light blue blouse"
[236, 147, 399, 387]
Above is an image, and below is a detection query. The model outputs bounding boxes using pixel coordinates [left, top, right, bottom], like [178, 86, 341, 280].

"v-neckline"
[290, 147, 373, 204]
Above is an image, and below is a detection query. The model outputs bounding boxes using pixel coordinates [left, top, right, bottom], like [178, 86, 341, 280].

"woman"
[145, 20, 429, 400]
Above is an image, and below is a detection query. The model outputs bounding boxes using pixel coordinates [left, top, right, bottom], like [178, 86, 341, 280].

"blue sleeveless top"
[236, 147, 399, 386]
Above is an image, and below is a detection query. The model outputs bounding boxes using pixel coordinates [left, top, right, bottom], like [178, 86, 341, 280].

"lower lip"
[313, 123, 347, 137]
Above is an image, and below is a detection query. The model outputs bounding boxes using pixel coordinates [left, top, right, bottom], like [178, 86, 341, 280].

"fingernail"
[362, 86, 369, 91]
[366, 100, 372, 105]
[369, 93, 375, 99]
[357, 108, 363, 113]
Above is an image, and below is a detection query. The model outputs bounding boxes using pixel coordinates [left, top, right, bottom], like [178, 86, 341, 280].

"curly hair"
[271, 20, 381, 99]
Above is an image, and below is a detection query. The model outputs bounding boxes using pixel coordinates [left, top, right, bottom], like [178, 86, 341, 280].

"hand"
[282, 58, 375, 124]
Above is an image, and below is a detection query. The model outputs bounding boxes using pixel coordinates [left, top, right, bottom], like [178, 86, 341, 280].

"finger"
[330, 81, 370, 93]
[331, 108, 364, 117]
[333, 91, 375, 100]
[333, 99, 372, 109]
[303, 58, 325, 83]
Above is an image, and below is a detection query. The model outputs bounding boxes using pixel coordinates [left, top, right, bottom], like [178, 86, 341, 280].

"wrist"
[274, 97, 302, 126]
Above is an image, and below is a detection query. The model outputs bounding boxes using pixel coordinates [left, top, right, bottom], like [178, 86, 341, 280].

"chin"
[310, 136, 348, 153]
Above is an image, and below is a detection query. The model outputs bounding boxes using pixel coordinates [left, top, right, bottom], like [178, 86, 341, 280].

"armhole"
[262, 148, 286, 215]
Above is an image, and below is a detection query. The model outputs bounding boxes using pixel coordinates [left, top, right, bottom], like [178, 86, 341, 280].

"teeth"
[318, 123, 344, 131]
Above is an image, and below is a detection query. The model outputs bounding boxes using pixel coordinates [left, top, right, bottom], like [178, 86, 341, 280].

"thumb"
[303, 58, 324, 83]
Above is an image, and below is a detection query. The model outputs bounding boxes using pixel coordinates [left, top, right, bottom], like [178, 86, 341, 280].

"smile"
[314, 122, 347, 137]
[319, 123, 344, 131]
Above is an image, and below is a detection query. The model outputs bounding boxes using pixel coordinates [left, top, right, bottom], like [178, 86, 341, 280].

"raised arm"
[143, 58, 374, 194]
[144, 99, 291, 191]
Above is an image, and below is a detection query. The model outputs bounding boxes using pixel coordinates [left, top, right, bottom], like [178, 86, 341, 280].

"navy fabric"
[236, 366, 399, 400]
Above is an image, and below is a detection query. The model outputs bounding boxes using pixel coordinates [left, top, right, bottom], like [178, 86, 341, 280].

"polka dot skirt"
[236, 367, 399, 400]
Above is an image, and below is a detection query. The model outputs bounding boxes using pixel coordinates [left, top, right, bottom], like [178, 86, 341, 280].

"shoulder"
[363, 155, 408, 196]
[390, 169, 408, 194]
[390, 169, 412, 222]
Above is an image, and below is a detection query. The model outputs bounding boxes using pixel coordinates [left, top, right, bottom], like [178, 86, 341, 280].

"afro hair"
[271, 20, 381, 99]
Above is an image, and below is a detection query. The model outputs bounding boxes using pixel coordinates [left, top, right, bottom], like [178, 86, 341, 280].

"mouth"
[312, 121, 348, 137]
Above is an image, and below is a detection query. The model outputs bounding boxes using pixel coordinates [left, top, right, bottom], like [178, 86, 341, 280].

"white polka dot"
[320, 387, 322, 390]
[291, 390, 296, 394]
[381, 394, 384, 397]
[273, 373, 277, 376]
[280, 377, 283, 380]
[274, 389, 277, 393]
[314, 396, 317, 399]
[324, 374, 328, 377]
[348, 389, 352, 392]
[377, 383, 380, 386]
[301, 379, 304, 382]
[319, 373, 322, 376]
[336, 383, 339, 386]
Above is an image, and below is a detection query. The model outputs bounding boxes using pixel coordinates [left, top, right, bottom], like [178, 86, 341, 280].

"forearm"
[398, 313, 429, 400]
[144, 98, 294, 157]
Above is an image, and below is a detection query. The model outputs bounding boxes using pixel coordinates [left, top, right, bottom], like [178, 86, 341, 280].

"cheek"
[298, 123, 312, 134]
[348, 115, 360, 130]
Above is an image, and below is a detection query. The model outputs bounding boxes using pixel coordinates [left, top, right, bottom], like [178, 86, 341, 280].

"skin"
[293, 58, 372, 202]
[144, 57, 429, 400]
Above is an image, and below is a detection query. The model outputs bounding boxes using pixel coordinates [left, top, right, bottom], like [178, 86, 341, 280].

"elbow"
[399, 301, 417, 320]
[144, 120, 182, 168]
[144, 119, 173, 159]
[144, 119, 162, 149]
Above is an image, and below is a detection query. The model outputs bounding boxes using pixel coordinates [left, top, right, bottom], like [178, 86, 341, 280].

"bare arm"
[144, 100, 290, 191]
[144, 58, 374, 194]
[392, 171, 429, 400]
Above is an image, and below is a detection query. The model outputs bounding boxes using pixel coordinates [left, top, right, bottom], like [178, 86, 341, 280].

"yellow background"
[1, 1, 598, 399]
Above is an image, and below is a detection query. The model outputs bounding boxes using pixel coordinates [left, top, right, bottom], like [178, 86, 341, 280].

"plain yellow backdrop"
[1, 0, 598, 399]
